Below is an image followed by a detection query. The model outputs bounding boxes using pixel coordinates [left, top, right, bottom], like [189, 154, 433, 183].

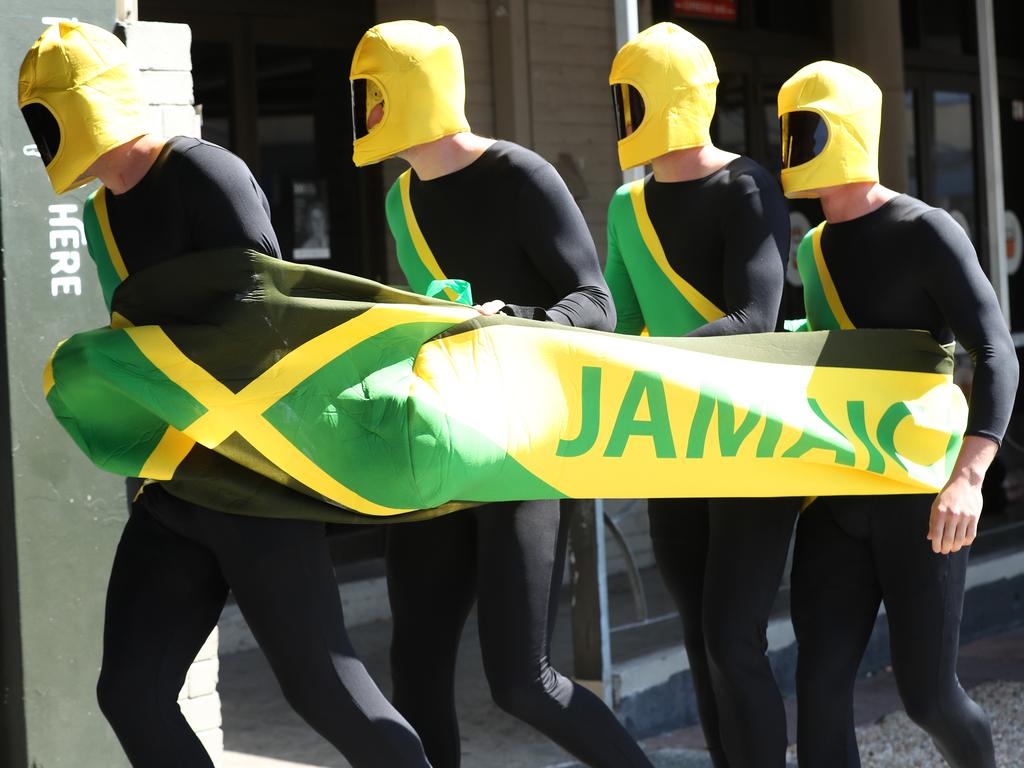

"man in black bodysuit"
[605, 23, 797, 768]
[350, 20, 654, 768]
[778, 61, 1016, 768]
[19, 22, 431, 768]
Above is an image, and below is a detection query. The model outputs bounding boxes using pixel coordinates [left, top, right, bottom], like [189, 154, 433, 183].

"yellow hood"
[608, 22, 718, 171]
[350, 20, 471, 167]
[18, 21, 150, 195]
[777, 61, 882, 199]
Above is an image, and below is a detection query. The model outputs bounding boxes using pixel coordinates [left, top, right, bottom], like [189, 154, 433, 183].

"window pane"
[932, 90, 976, 243]
[905, 90, 919, 198]
[762, 81, 783, 175]
[192, 42, 233, 151]
[711, 74, 746, 154]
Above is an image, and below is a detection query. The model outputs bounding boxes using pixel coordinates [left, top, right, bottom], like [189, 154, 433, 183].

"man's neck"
[88, 134, 167, 194]
[399, 132, 496, 181]
[650, 144, 739, 183]
[818, 182, 899, 224]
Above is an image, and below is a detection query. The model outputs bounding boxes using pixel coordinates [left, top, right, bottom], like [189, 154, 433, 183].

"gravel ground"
[785, 681, 1024, 768]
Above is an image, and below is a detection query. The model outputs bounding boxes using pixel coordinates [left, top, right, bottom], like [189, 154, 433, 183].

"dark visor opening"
[611, 84, 646, 141]
[350, 79, 369, 140]
[22, 103, 61, 166]
[781, 110, 829, 169]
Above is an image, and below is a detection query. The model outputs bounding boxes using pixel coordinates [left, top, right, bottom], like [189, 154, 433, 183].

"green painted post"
[0, 3, 130, 766]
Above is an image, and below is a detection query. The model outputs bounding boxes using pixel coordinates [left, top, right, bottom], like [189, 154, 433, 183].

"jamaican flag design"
[43, 248, 967, 523]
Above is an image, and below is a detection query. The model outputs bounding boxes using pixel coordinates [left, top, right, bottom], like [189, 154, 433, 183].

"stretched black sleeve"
[501, 164, 616, 332]
[178, 142, 282, 258]
[919, 209, 1019, 443]
[687, 173, 788, 338]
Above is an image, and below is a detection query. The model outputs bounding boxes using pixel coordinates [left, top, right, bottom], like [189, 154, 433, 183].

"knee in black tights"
[703, 616, 764, 674]
[901, 684, 958, 734]
[488, 668, 569, 720]
[97, 658, 189, 761]
[96, 663, 146, 732]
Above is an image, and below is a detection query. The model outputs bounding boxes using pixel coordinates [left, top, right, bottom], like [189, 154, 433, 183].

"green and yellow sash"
[385, 170, 462, 302]
[605, 180, 725, 336]
[797, 222, 855, 331]
[82, 186, 129, 311]
[44, 249, 967, 523]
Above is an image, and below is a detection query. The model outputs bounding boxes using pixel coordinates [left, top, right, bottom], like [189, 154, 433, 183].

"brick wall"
[437, 0, 495, 138]
[122, 20, 223, 761]
[527, 0, 622, 257]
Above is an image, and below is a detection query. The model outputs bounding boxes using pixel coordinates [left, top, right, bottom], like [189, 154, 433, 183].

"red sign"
[675, 0, 738, 22]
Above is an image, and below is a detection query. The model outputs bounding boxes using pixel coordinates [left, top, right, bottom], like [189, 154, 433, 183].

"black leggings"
[791, 495, 995, 768]
[386, 500, 653, 768]
[97, 485, 430, 768]
[648, 497, 798, 768]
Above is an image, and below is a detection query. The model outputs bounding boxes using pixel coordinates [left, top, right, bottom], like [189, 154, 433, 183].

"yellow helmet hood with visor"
[608, 22, 719, 171]
[349, 20, 471, 167]
[18, 21, 151, 195]
[777, 61, 882, 199]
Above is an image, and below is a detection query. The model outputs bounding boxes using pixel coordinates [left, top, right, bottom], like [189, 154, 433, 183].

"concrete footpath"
[218, 606, 1024, 768]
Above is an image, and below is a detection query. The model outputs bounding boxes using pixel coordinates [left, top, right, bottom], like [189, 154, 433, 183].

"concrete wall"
[526, 0, 621, 254]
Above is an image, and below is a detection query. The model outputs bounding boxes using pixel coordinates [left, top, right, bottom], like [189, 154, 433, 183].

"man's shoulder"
[873, 195, 965, 243]
[718, 155, 785, 201]
[482, 140, 553, 182]
[168, 136, 253, 179]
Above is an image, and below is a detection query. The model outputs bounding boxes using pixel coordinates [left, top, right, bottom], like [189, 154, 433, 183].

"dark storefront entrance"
[142, 0, 386, 280]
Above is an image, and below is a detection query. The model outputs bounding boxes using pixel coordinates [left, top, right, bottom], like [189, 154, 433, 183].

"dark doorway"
[141, 1, 386, 280]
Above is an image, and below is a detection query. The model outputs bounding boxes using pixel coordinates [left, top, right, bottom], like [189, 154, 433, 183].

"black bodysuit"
[793, 195, 1016, 768]
[817, 194, 1015, 440]
[644, 156, 790, 335]
[387, 141, 652, 768]
[406, 139, 614, 327]
[96, 136, 431, 768]
[605, 157, 798, 768]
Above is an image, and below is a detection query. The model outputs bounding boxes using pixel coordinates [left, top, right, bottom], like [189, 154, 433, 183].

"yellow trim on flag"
[399, 170, 459, 301]
[110, 312, 134, 329]
[125, 303, 476, 516]
[628, 180, 725, 323]
[93, 187, 129, 283]
[42, 339, 67, 396]
[811, 223, 855, 330]
[138, 427, 195, 480]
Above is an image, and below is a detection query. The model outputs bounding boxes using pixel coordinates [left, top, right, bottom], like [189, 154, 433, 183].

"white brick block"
[144, 105, 162, 134]
[188, 658, 220, 699]
[181, 691, 223, 733]
[195, 628, 220, 662]
[197, 727, 224, 757]
[141, 70, 195, 106]
[122, 21, 192, 72]
[161, 105, 202, 139]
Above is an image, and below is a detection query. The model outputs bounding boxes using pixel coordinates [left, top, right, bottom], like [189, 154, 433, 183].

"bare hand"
[928, 477, 982, 554]
[475, 299, 506, 316]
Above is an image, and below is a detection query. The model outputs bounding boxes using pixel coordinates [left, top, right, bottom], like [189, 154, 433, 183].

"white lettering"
[51, 276, 82, 296]
[47, 204, 86, 298]
[50, 229, 81, 250]
[50, 251, 80, 275]
[48, 204, 87, 243]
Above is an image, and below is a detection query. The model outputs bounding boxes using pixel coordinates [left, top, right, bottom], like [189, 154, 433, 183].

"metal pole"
[614, 0, 644, 184]
[976, 0, 1010, 325]
[567, 498, 612, 702]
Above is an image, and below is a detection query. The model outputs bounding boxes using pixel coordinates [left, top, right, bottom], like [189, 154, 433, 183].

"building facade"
[2, 1, 1023, 765]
